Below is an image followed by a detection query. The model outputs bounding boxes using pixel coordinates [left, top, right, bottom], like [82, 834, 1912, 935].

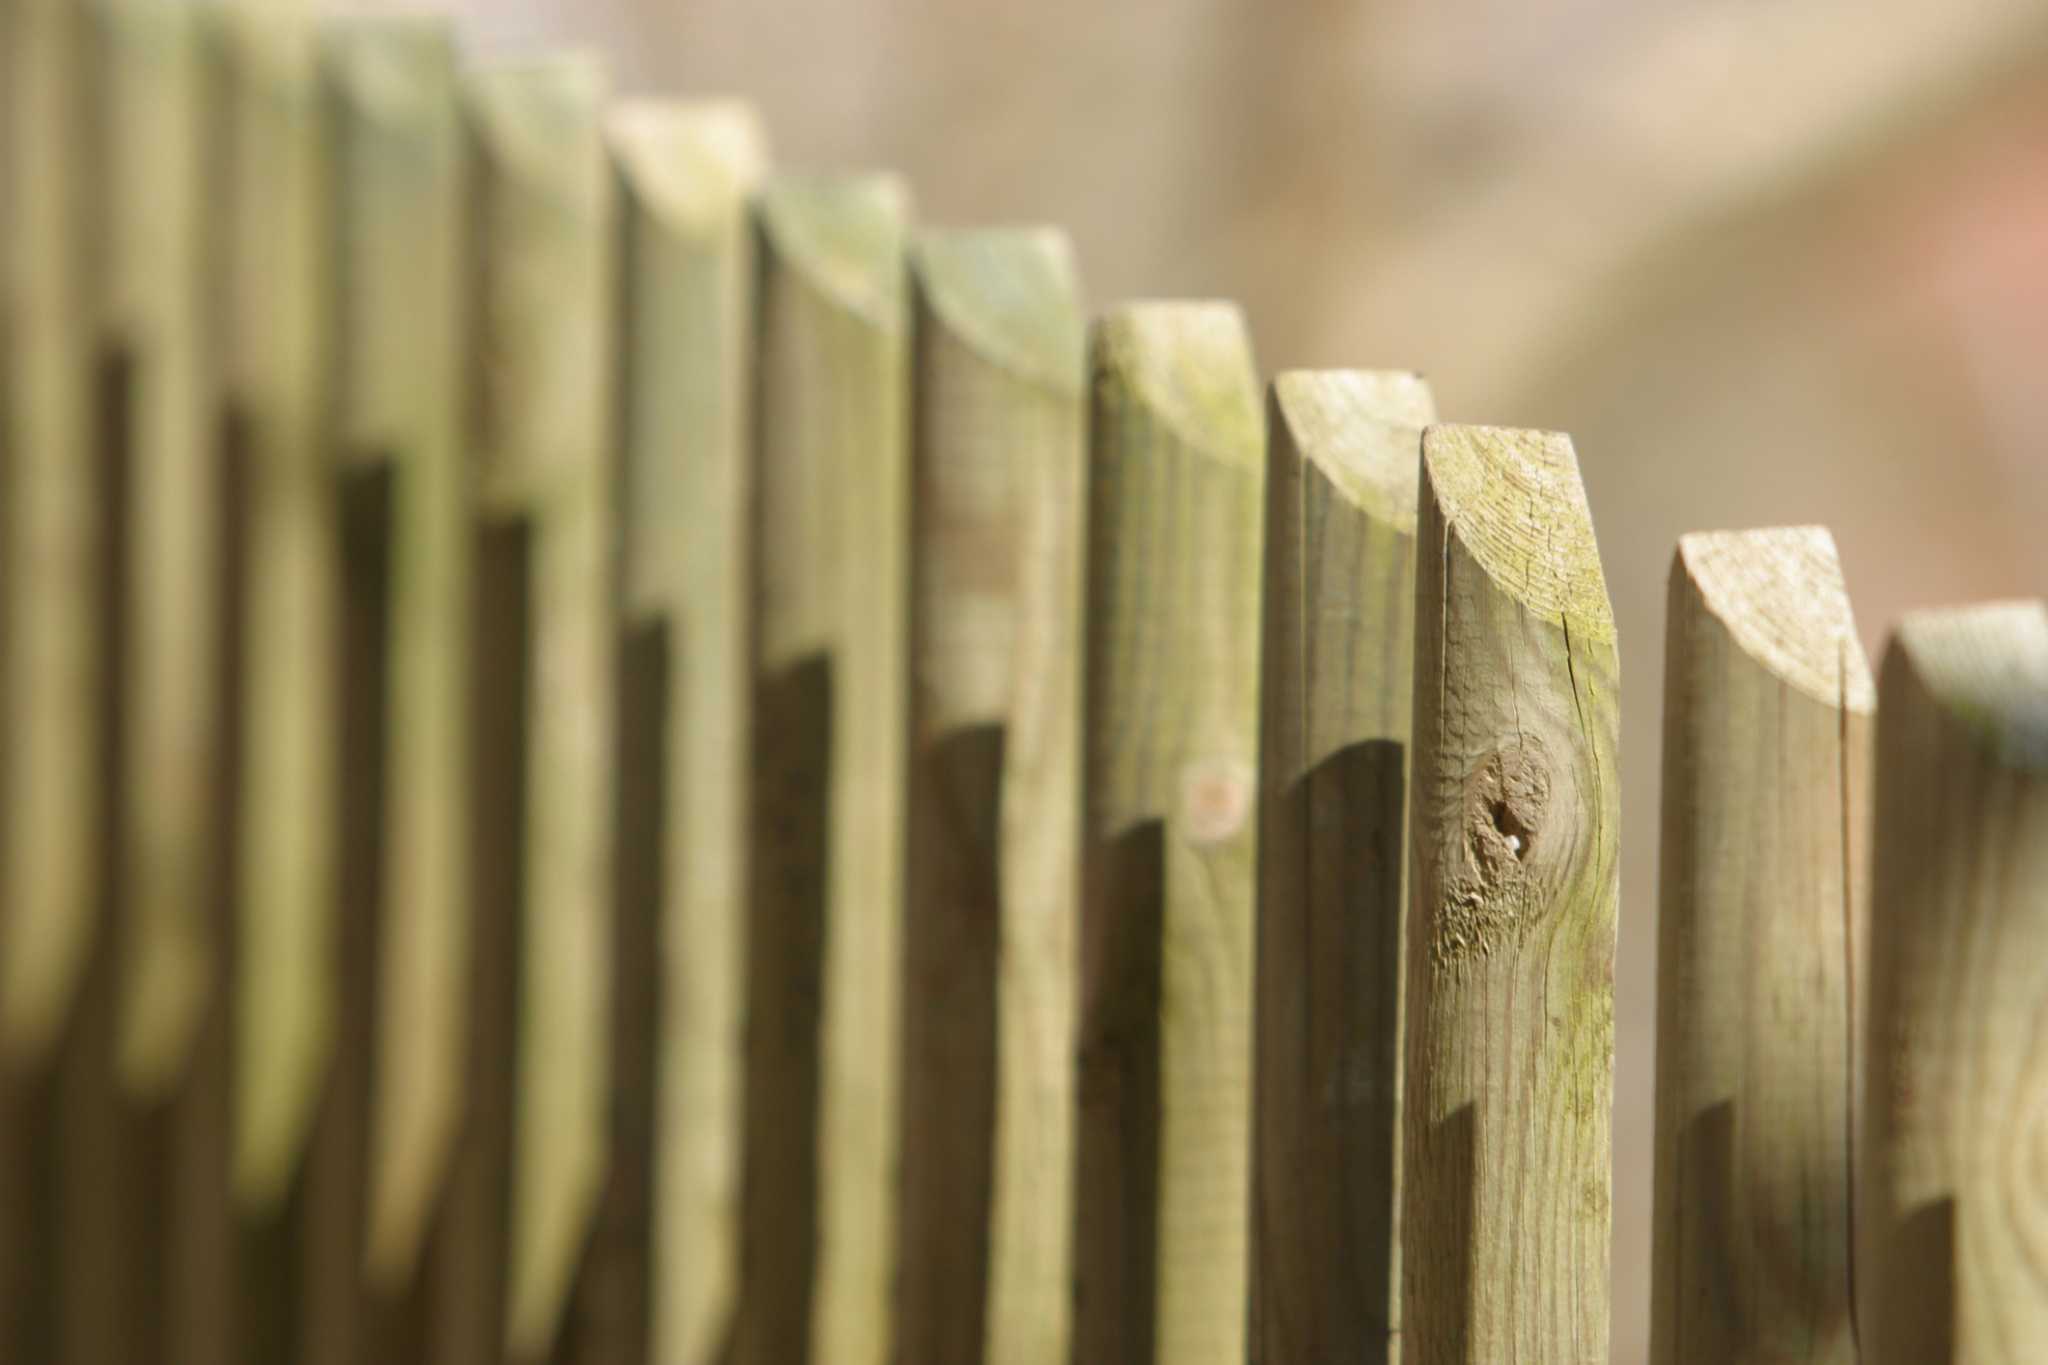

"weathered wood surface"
[464, 53, 617, 1364]
[1074, 302, 1264, 1365]
[1402, 425, 1619, 1364]
[1253, 370, 1435, 1365]
[734, 173, 910, 1365]
[899, 227, 1085, 1365]
[607, 98, 766, 1365]
[1651, 527, 1870, 1365]
[1860, 600, 2048, 1364]
[325, 18, 467, 1359]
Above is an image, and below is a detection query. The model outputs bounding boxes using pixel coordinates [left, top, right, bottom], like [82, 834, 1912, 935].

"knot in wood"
[1433, 737, 1553, 970]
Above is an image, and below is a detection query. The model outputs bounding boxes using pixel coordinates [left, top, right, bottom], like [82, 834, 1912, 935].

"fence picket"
[609, 98, 767, 1365]
[1, 0, 98, 1352]
[899, 227, 1086, 1365]
[736, 173, 911, 1365]
[1075, 302, 1264, 1365]
[8, 15, 2048, 1363]
[215, 9, 345, 1362]
[325, 19, 469, 1359]
[1861, 601, 2048, 1362]
[1254, 370, 1435, 1365]
[464, 53, 618, 1364]
[1651, 527, 1871, 1364]
[1403, 425, 1619, 1364]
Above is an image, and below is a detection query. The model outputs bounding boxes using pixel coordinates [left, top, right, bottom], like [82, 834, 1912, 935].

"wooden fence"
[2, 5, 2046, 1364]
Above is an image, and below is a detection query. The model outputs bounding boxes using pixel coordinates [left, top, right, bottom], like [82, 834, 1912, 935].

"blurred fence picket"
[736, 172, 911, 1365]
[325, 17, 469, 1358]
[899, 227, 1086, 1365]
[609, 97, 767, 1365]
[465, 53, 618, 1364]
[1253, 370, 1435, 1365]
[2, 7, 2046, 1365]
[219, 12, 343, 1362]
[1650, 527, 1871, 1365]
[1861, 601, 2048, 1363]
[2, 0, 99, 1352]
[1074, 303, 1264, 1365]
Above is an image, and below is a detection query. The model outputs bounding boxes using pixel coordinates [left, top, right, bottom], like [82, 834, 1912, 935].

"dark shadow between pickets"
[1254, 736, 1406, 1364]
[1073, 818, 1165, 1365]
[897, 722, 1004, 1365]
[731, 653, 833, 1365]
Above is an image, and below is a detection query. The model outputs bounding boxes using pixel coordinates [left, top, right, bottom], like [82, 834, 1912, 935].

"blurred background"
[337, 0, 2048, 1356]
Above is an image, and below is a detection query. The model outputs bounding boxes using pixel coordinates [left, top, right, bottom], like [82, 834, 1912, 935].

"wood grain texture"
[609, 98, 766, 1365]
[734, 173, 910, 1365]
[1860, 600, 2048, 1364]
[324, 19, 470, 1310]
[1403, 424, 1619, 1364]
[1075, 302, 1264, 1365]
[1651, 527, 1871, 1365]
[464, 53, 617, 1363]
[1253, 370, 1436, 1365]
[899, 227, 1085, 1365]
